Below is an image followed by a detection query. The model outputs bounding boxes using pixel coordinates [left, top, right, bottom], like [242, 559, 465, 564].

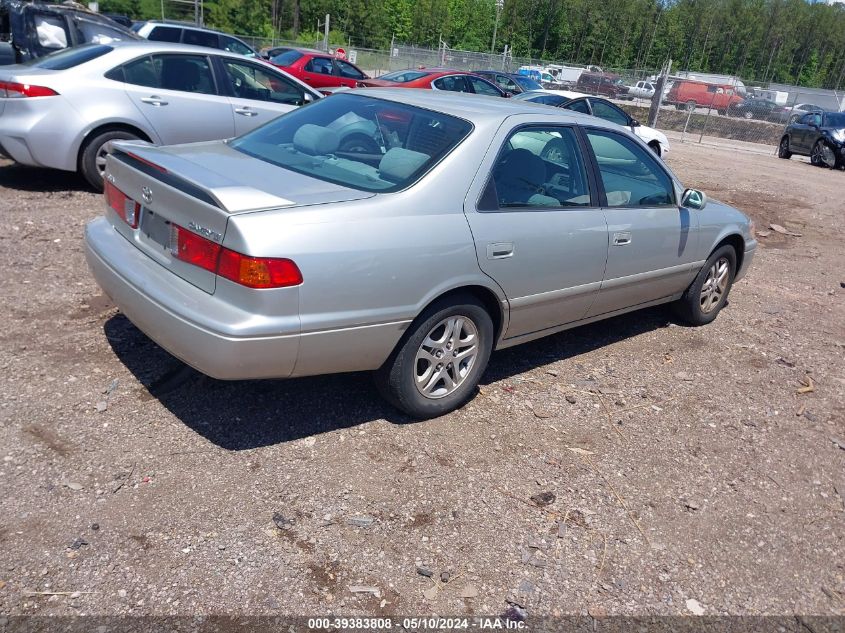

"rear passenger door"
[333, 59, 367, 87]
[218, 57, 310, 135]
[300, 56, 336, 89]
[463, 122, 608, 340]
[582, 128, 699, 318]
[119, 53, 235, 144]
[432, 75, 471, 93]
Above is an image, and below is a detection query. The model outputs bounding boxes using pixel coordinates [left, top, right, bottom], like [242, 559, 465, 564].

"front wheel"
[810, 139, 838, 168]
[672, 245, 736, 326]
[648, 141, 661, 157]
[743, 110, 754, 119]
[375, 295, 494, 419]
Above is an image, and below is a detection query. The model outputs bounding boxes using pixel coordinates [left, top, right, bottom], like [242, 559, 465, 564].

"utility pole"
[490, 0, 504, 54]
[323, 13, 330, 52]
[648, 58, 671, 128]
[194, 0, 199, 26]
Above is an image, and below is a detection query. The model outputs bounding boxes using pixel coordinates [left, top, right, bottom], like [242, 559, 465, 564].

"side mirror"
[681, 188, 707, 210]
[302, 92, 315, 104]
[630, 118, 641, 127]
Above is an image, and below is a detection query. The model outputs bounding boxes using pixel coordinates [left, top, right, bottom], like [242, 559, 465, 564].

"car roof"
[135, 20, 235, 36]
[89, 39, 264, 61]
[346, 88, 599, 124]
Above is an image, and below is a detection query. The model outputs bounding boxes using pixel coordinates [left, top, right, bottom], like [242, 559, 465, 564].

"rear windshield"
[230, 93, 473, 193]
[271, 50, 303, 66]
[377, 70, 431, 83]
[824, 113, 845, 127]
[22, 43, 113, 69]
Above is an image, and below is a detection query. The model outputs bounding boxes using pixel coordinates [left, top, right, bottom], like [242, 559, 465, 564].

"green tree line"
[102, 0, 845, 88]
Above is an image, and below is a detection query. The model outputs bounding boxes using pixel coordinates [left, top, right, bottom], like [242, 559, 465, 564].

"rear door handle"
[612, 232, 632, 246]
[234, 107, 258, 117]
[140, 96, 168, 106]
[486, 242, 514, 259]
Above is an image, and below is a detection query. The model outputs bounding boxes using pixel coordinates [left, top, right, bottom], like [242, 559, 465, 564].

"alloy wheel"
[811, 141, 836, 168]
[699, 257, 730, 314]
[414, 315, 479, 399]
[95, 145, 110, 177]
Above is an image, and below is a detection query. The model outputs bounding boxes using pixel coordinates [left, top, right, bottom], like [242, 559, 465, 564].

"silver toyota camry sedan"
[85, 90, 756, 419]
[0, 41, 319, 190]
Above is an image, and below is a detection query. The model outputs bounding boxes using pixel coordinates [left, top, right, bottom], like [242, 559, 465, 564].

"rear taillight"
[104, 180, 140, 229]
[0, 81, 59, 98]
[170, 224, 302, 289]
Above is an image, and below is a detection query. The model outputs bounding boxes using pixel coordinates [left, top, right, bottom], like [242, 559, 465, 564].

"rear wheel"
[686, 100, 696, 111]
[374, 294, 493, 419]
[648, 141, 661, 157]
[743, 110, 754, 119]
[778, 136, 792, 159]
[80, 129, 140, 192]
[810, 139, 838, 168]
[672, 245, 736, 326]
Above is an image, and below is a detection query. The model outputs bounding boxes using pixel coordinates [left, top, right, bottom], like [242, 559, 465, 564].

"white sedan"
[515, 92, 670, 158]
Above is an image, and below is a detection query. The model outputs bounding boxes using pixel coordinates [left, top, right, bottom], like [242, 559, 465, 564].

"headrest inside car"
[379, 148, 430, 182]
[293, 124, 339, 155]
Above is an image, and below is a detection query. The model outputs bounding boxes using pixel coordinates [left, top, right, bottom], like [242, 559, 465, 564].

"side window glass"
[482, 127, 590, 211]
[433, 76, 468, 92]
[122, 55, 160, 88]
[335, 60, 364, 79]
[565, 99, 590, 114]
[147, 26, 181, 42]
[305, 57, 333, 74]
[590, 100, 629, 126]
[220, 36, 253, 56]
[182, 29, 219, 48]
[585, 130, 675, 208]
[468, 76, 501, 96]
[155, 54, 216, 95]
[223, 60, 305, 105]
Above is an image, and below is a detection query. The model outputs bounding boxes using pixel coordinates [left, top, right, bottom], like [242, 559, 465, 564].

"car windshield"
[377, 70, 431, 83]
[21, 43, 113, 69]
[512, 75, 542, 91]
[271, 50, 303, 66]
[230, 93, 473, 193]
[824, 113, 845, 127]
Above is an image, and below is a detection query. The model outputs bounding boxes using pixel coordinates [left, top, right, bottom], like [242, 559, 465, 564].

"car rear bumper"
[736, 241, 756, 282]
[84, 217, 300, 380]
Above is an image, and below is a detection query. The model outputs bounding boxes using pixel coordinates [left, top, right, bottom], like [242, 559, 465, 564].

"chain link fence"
[233, 34, 844, 152]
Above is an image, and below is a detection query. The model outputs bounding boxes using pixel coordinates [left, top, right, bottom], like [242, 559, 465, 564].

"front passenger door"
[583, 128, 699, 317]
[463, 125, 608, 340]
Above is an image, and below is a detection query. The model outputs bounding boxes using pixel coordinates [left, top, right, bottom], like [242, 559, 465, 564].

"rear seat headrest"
[293, 124, 339, 155]
[379, 148, 430, 182]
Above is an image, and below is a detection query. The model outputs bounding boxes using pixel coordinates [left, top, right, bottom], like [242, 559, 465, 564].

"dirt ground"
[0, 138, 843, 621]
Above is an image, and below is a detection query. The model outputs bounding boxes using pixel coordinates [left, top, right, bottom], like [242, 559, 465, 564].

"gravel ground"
[0, 140, 843, 620]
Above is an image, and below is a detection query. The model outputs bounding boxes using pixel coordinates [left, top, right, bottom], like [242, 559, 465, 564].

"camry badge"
[141, 186, 153, 205]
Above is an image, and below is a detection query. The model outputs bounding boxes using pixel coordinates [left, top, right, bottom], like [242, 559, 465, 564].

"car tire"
[374, 294, 494, 419]
[778, 136, 792, 159]
[647, 141, 661, 157]
[743, 110, 754, 119]
[80, 129, 140, 192]
[686, 100, 696, 111]
[672, 245, 737, 326]
[717, 109, 726, 116]
[338, 133, 381, 155]
[810, 139, 838, 168]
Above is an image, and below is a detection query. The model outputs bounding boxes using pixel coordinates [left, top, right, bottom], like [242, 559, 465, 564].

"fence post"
[698, 93, 716, 144]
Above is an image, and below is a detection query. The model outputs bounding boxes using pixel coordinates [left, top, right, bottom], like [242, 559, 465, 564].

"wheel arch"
[417, 284, 507, 346]
[647, 139, 662, 156]
[712, 233, 745, 273]
[76, 122, 154, 170]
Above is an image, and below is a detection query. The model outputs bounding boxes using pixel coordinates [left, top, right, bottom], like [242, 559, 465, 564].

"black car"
[779, 111, 845, 168]
[473, 70, 543, 95]
[0, 0, 137, 64]
[512, 90, 572, 106]
[729, 98, 789, 121]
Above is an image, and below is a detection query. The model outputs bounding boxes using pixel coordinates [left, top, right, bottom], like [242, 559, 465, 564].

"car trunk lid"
[104, 140, 375, 294]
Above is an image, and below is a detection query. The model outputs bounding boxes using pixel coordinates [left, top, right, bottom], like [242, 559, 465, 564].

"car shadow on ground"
[0, 162, 93, 193]
[104, 306, 674, 450]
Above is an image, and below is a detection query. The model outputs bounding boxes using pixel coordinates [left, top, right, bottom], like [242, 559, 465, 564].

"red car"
[358, 69, 508, 97]
[268, 48, 369, 91]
